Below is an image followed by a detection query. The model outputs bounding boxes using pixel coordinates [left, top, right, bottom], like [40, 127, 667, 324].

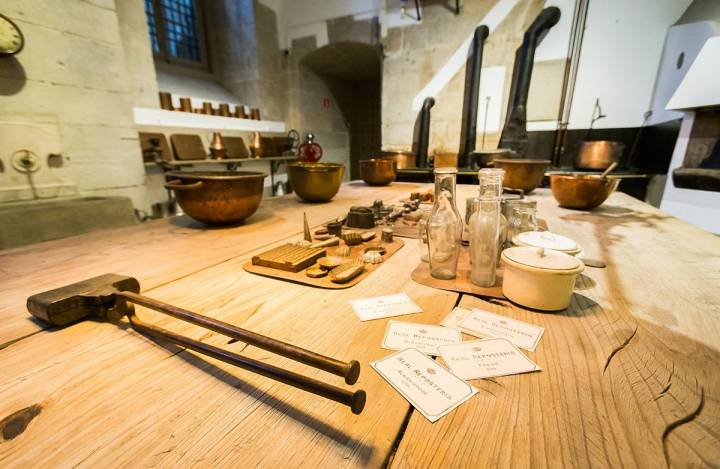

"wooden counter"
[0, 183, 718, 467]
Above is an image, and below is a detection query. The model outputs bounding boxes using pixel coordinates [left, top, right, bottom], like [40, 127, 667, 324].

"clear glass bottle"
[427, 168, 462, 279]
[509, 202, 538, 241]
[469, 169, 503, 287]
[478, 168, 507, 256]
[418, 211, 430, 262]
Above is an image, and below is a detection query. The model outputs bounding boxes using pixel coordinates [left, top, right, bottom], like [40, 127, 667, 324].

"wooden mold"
[244, 228, 404, 289]
[251, 244, 326, 272]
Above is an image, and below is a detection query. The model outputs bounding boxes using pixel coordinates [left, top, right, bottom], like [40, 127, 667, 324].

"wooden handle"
[164, 180, 203, 191]
[125, 308, 365, 414]
[117, 290, 361, 385]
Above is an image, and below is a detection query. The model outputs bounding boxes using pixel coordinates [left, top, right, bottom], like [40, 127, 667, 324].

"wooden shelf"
[144, 156, 297, 167]
[133, 107, 286, 133]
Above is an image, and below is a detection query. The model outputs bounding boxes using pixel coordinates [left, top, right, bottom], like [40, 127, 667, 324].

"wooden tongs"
[27, 274, 366, 414]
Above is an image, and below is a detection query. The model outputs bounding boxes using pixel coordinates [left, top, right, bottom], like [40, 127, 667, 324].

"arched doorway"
[301, 42, 382, 180]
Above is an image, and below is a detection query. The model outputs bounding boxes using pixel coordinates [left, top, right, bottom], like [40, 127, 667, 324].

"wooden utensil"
[26, 274, 366, 414]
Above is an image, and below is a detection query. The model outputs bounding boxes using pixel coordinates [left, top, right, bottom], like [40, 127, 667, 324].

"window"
[144, 0, 208, 70]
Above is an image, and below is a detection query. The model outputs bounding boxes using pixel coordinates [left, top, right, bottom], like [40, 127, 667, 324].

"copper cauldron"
[164, 171, 266, 225]
[549, 173, 620, 210]
[359, 158, 396, 186]
[491, 159, 551, 193]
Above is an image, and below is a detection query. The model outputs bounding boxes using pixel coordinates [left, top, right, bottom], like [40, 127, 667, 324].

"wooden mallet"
[27, 274, 366, 414]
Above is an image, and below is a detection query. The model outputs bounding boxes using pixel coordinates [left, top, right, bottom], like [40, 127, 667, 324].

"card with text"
[371, 348, 477, 423]
[440, 307, 472, 330]
[382, 321, 462, 356]
[459, 309, 544, 351]
[351, 293, 422, 321]
[438, 338, 542, 380]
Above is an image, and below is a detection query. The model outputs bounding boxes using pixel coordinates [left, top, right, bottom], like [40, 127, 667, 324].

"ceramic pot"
[501, 246, 584, 311]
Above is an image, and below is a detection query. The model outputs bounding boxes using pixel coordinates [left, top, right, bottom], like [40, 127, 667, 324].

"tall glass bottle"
[479, 168, 507, 256]
[469, 169, 503, 287]
[427, 168, 462, 279]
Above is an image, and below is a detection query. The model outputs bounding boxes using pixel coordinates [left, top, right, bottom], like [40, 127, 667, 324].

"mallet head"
[27, 274, 140, 326]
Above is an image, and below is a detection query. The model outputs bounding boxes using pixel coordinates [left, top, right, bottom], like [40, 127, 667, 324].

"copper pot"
[178, 97, 192, 113]
[575, 141, 625, 170]
[288, 162, 345, 202]
[380, 151, 416, 169]
[359, 158, 396, 186]
[549, 173, 620, 210]
[164, 171, 266, 225]
[158, 92, 174, 111]
[492, 159, 551, 193]
[468, 149, 515, 168]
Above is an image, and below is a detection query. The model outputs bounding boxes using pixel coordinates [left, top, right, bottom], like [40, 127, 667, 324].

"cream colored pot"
[501, 246, 584, 311]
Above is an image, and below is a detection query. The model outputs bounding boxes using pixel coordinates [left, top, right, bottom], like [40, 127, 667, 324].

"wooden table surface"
[0, 183, 718, 468]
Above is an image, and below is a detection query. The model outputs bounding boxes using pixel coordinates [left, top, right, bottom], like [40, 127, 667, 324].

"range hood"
[666, 36, 720, 110]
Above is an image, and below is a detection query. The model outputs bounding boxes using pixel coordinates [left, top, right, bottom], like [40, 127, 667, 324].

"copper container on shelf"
[201, 102, 214, 115]
[491, 158, 551, 193]
[433, 151, 458, 168]
[379, 151, 416, 169]
[158, 92, 174, 111]
[209, 132, 227, 160]
[218, 103, 231, 117]
[164, 171, 266, 225]
[574, 141, 625, 170]
[549, 173, 620, 210]
[235, 105, 248, 119]
[250, 108, 261, 120]
[178, 97, 193, 113]
[359, 158, 396, 186]
[250, 132, 262, 158]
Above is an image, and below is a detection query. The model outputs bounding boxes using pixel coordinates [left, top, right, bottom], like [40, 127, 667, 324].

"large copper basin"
[164, 171, 266, 225]
[549, 174, 620, 210]
[492, 159, 551, 193]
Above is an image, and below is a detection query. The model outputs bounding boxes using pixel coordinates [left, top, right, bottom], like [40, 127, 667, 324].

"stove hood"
[667, 36, 720, 110]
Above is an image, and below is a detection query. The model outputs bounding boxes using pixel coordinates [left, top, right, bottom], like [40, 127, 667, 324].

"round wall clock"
[0, 14, 24, 57]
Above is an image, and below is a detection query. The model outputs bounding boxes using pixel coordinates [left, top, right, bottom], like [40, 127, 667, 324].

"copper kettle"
[209, 131, 227, 159]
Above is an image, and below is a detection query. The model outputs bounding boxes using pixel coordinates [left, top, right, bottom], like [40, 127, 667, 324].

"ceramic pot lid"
[515, 231, 578, 252]
[503, 246, 582, 271]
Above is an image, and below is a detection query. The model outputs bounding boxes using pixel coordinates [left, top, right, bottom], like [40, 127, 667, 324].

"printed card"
[382, 321, 462, 356]
[438, 338, 542, 380]
[350, 293, 422, 321]
[440, 307, 472, 330]
[371, 348, 477, 423]
[459, 308, 544, 351]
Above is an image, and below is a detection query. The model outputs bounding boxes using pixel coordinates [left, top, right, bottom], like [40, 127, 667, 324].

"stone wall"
[381, 0, 547, 155]
[0, 0, 154, 209]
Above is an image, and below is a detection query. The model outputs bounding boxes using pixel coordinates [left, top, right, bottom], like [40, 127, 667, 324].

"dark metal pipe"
[499, 7, 561, 155]
[414, 97, 435, 168]
[458, 25, 490, 168]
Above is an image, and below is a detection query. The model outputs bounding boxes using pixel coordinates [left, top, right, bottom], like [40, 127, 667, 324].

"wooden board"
[411, 246, 505, 299]
[244, 231, 404, 289]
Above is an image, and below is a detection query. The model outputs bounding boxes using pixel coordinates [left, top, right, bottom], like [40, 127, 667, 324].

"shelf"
[133, 107, 286, 133]
[144, 156, 297, 167]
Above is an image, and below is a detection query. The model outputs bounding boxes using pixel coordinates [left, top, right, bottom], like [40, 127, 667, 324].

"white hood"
[667, 36, 720, 110]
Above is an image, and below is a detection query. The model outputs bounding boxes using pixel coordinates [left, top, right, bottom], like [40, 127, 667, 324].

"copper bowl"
[359, 158, 396, 186]
[288, 162, 345, 202]
[492, 159, 551, 193]
[164, 171, 266, 225]
[379, 151, 416, 169]
[549, 174, 620, 210]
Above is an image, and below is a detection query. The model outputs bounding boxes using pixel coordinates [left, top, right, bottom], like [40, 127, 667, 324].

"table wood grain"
[0, 184, 718, 468]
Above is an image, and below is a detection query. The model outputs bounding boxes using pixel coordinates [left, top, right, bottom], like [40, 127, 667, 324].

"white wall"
[568, 0, 692, 129]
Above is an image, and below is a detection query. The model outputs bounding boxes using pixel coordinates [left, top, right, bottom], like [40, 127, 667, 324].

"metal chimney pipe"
[499, 7, 561, 156]
[458, 25, 490, 168]
[413, 97, 435, 168]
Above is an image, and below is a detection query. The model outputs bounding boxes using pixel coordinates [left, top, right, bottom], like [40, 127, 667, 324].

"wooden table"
[0, 183, 718, 468]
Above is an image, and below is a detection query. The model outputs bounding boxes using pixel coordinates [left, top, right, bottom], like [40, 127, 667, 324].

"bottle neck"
[435, 172, 457, 203]
[478, 169, 504, 199]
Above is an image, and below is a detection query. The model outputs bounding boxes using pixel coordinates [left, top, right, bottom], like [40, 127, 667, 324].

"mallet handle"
[126, 310, 365, 415]
[116, 291, 360, 385]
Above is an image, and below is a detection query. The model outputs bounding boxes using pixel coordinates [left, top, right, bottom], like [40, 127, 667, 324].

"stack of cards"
[352, 293, 545, 423]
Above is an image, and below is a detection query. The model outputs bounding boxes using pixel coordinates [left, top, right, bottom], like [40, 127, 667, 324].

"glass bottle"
[418, 211, 430, 262]
[509, 201, 538, 241]
[427, 168, 462, 279]
[469, 170, 502, 287]
[478, 168, 507, 255]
